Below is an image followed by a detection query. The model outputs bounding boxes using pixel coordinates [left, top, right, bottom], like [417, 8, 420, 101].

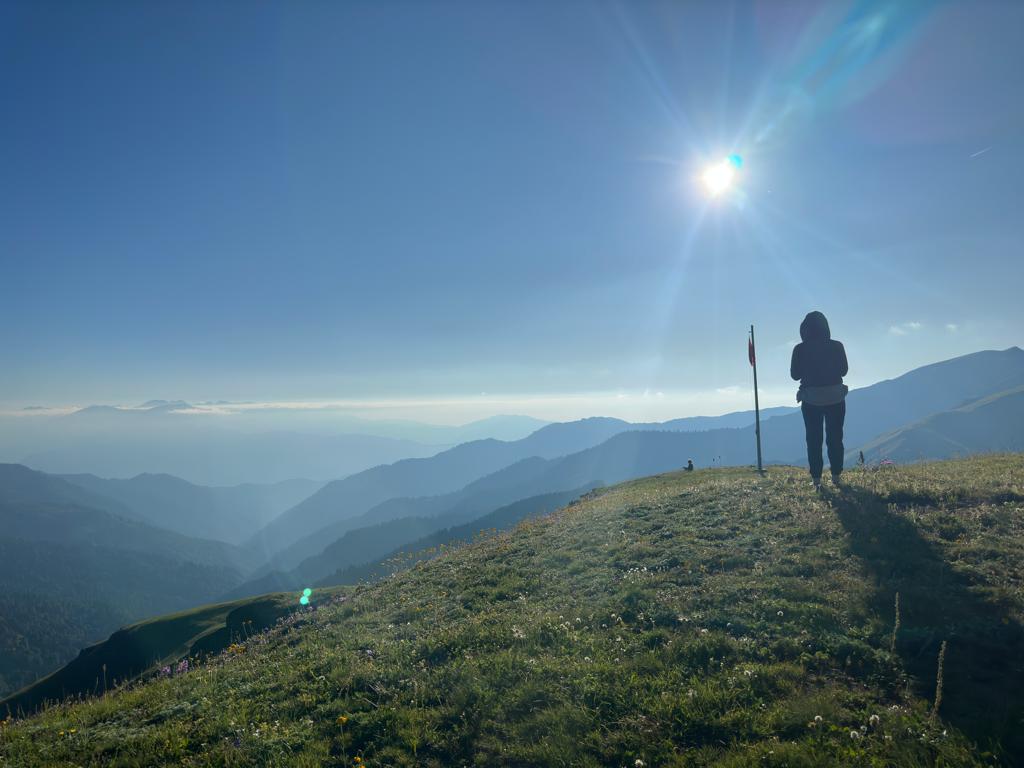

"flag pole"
[750, 324, 764, 474]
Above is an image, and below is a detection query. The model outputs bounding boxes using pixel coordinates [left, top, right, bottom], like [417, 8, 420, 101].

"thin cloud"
[946, 323, 959, 332]
[889, 321, 923, 336]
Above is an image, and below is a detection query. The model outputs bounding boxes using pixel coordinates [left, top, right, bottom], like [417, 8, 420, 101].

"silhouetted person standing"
[790, 311, 848, 488]
[685, 459, 694, 471]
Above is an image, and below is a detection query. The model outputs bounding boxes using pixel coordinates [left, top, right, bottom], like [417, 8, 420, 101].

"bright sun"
[700, 154, 743, 197]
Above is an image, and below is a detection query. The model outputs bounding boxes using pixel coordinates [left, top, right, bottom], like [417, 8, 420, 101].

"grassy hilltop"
[2, 455, 1023, 767]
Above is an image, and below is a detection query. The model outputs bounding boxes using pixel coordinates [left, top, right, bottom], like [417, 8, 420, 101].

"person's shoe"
[831, 473, 843, 487]
[811, 477, 822, 491]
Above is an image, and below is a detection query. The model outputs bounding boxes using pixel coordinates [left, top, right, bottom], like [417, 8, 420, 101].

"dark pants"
[801, 401, 846, 479]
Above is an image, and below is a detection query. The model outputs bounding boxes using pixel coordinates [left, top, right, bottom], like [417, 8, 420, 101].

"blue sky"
[2, 0, 1022, 423]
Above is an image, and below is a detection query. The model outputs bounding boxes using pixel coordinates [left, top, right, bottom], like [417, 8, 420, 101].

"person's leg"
[825, 400, 846, 479]
[801, 403, 825, 481]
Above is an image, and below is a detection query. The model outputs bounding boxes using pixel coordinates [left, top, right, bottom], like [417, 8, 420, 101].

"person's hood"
[800, 311, 831, 343]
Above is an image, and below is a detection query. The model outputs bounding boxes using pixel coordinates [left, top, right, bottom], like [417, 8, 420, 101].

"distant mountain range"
[15, 421, 438, 487]
[1, 404, 551, 486]
[859, 385, 1024, 462]
[57, 473, 322, 545]
[246, 406, 795, 567]
[0, 465, 256, 697]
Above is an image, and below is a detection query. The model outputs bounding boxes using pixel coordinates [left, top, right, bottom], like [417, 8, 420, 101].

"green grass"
[2, 455, 1023, 767]
[1, 589, 344, 717]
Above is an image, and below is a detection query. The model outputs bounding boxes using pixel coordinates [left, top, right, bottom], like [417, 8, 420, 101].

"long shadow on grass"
[827, 485, 1024, 765]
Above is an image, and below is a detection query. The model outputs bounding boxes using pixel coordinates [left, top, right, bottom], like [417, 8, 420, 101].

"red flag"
[748, 336, 756, 367]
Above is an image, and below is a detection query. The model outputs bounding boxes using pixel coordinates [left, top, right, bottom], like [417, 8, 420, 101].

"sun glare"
[700, 154, 743, 198]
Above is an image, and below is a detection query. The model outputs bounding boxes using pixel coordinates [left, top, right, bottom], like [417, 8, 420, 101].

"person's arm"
[790, 344, 802, 381]
[836, 341, 849, 377]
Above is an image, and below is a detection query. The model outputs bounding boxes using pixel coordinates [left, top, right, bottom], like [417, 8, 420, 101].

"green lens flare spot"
[302, 588, 312, 597]
[299, 595, 310, 606]
[727, 153, 743, 168]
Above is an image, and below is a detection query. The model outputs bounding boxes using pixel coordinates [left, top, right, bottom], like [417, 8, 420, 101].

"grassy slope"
[1, 589, 342, 718]
[2, 456, 1023, 767]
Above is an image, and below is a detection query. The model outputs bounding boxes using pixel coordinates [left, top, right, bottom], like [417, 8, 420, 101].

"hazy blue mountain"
[0, 463, 132, 515]
[1, 403, 550, 486]
[248, 410, 794, 563]
[343, 414, 550, 444]
[0, 465, 260, 572]
[857, 385, 1024, 462]
[58, 473, 322, 545]
[17, 426, 438, 486]
[318, 488, 590, 587]
[239, 450, 601, 590]
[230, 484, 593, 599]
[658, 405, 797, 431]
[0, 464, 259, 698]
[247, 417, 639, 561]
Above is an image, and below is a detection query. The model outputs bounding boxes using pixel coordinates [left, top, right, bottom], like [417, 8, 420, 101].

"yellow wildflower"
[337, 715, 348, 725]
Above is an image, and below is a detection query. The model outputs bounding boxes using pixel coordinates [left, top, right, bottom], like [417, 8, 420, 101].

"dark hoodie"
[790, 311, 848, 387]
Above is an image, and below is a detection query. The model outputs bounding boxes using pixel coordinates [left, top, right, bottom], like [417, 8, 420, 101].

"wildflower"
[868, 714, 880, 726]
[777, 610, 784, 617]
[69, 728, 77, 734]
[814, 715, 823, 723]
[337, 715, 348, 725]
[850, 730, 862, 740]
[635, 760, 645, 767]
[512, 626, 526, 640]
